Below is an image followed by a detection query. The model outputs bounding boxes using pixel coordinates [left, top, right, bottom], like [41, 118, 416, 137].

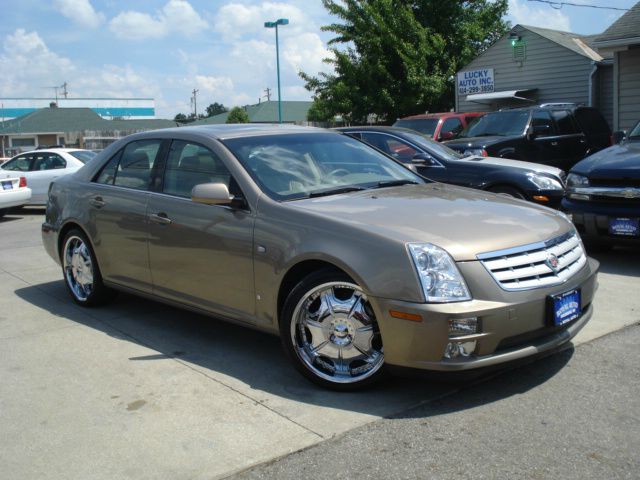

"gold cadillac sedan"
[42, 125, 598, 390]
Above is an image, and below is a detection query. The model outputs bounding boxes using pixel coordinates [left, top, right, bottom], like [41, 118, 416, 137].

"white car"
[0, 148, 97, 204]
[0, 176, 32, 218]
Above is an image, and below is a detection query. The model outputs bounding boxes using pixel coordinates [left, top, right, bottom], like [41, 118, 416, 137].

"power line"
[527, 0, 630, 11]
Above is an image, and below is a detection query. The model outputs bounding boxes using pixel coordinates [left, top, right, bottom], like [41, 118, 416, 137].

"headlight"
[408, 243, 471, 303]
[566, 173, 589, 188]
[528, 174, 564, 190]
[463, 148, 487, 157]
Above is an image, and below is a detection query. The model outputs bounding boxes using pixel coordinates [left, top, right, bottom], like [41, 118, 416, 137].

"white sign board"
[457, 68, 494, 95]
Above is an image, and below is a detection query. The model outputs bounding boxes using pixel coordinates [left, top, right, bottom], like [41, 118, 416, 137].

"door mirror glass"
[412, 152, 436, 165]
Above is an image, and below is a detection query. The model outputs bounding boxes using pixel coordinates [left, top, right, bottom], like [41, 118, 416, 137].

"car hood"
[444, 135, 518, 149]
[462, 155, 563, 177]
[571, 141, 640, 179]
[293, 184, 570, 261]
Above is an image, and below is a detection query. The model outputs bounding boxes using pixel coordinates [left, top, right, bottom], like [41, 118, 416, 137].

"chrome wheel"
[63, 235, 94, 302]
[290, 281, 384, 384]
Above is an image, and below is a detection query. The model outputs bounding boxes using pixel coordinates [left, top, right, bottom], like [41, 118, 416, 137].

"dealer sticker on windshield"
[609, 217, 639, 237]
[550, 289, 581, 327]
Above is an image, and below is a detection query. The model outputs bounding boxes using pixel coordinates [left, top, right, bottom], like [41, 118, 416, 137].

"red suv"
[393, 112, 484, 141]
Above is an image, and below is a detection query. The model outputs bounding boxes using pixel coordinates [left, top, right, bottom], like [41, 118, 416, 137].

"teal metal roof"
[191, 101, 312, 125]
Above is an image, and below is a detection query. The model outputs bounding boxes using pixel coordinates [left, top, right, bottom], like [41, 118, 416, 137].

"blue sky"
[0, 0, 636, 118]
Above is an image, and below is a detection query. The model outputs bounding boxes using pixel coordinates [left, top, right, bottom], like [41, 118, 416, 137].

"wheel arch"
[57, 221, 94, 261]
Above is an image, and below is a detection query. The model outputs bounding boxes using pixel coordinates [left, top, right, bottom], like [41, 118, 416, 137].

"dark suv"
[562, 120, 640, 248]
[444, 104, 611, 171]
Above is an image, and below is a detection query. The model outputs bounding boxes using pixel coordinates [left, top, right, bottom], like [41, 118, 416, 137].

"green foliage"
[301, 0, 509, 123]
[174, 113, 188, 122]
[226, 107, 250, 124]
[307, 99, 335, 122]
[206, 102, 228, 117]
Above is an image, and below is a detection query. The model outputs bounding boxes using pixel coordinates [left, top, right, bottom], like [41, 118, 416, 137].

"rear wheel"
[61, 229, 116, 306]
[280, 269, 385, 390]
[488, 185, 526, 200]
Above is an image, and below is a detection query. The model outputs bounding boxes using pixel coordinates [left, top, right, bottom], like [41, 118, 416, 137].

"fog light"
[448, 317, 478, 337]
[443, 341, 477, 359]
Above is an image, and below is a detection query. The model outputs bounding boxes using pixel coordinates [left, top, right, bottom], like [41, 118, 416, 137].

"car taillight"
[481, 149, 488, 157]
[19, 176, 27, 188]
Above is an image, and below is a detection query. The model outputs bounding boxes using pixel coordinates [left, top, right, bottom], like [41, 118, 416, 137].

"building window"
[11, 137, 36, 148]
[512, 40, 526, 62]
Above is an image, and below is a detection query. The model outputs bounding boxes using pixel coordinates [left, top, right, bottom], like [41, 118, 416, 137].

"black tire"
[280, 269, 385, 391]
[487, 185, 526, 200]
[61, 229, 117, 307]
[0, 208, 6, 219]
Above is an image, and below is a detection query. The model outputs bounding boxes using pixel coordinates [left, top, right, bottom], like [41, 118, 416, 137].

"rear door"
[27, 152, 68, 203]
[550, 109, 588, 170]
[86, 139, 165, 293]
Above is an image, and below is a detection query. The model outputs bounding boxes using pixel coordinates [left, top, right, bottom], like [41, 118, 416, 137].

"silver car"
[42, 125, 598, 390]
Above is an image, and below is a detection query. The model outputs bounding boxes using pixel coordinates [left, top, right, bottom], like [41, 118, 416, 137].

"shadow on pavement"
[16, 280, 573, 418]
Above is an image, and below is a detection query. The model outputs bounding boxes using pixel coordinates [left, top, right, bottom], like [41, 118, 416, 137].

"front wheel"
[61, 229, 116, 306]
[280, 270, 385, 390]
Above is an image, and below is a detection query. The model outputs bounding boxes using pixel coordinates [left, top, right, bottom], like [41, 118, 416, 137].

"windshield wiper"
[374, 179, 419, 188]
[308, 186, 366, 198]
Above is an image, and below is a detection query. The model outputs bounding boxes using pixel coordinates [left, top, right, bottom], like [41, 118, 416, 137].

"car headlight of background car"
[527, 173, 564, 190]
[408, 243, 471, 303]
[566, 173, 591, 200]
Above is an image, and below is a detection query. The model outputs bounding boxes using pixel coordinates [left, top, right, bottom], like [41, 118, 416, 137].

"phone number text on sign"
[457, 68, 494, 95]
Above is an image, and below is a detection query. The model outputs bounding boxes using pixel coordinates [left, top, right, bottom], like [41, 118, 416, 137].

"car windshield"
[69, 150, 98, 164]
[222, 132, 424, 201]
[628, 122, 640, 140]
[459, 111, 530, 138]
[399, 131, 465, 160]
[393, 118, 439, 136]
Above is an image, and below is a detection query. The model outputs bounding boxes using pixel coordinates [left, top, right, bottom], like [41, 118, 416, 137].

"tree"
[205, 102, 228, 117]
[174, 113, 188, 122]
[300, 0, 509, 124]
[226, 107, 250, 123]
[307, 99, 334, 123]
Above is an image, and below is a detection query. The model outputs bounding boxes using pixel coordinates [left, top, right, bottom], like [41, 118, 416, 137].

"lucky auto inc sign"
[457, 68, 494, 95]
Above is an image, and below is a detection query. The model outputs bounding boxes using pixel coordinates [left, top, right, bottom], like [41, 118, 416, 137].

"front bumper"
[562, 198, 640, 244]
[369, 257, 598, 371]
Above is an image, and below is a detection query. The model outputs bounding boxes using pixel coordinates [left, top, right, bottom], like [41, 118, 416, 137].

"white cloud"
[109, 0, 208, 40]
[0, 29, 76, 97]
[507, 0, 571, 31]
[194, 75, 234, 95]
[53, 0, 105, 28]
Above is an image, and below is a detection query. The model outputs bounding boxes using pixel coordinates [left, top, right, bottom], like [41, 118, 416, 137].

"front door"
[147, 140, 255, 319]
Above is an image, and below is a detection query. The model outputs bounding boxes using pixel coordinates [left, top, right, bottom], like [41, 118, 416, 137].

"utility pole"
[61, 82, 68, 99]
[263, 87, 272, 102]
[191, 89, 199, 118]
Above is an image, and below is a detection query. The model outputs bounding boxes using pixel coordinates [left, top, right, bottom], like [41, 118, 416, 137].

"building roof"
[518, 25, 605, 61]
[191, 101, 313, 125]
[593, 1, 640, 47]
[0, 107, 177, 134]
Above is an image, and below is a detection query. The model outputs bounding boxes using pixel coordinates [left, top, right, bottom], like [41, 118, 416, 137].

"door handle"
[89, 196, 105, 208]
[149, 213, 172, 225]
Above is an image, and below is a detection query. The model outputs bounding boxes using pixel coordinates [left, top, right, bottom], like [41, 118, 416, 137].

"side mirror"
[191, 182, 245, 209]
[612, 130, 626, 144]
[412, 152, 436, 166]
[439, 131, 454, 141]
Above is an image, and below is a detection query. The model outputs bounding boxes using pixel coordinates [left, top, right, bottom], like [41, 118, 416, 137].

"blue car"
[563, 121, 640, 249]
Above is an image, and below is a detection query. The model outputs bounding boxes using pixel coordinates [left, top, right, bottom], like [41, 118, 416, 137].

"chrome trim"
[570, 186, 640, 199]
[477, 232, 587, 291]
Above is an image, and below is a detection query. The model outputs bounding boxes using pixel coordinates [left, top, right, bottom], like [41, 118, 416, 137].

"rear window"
[69, 150, 97, 164]
[551, 110, 579, 135]
[573, 108, 611, 137]
[393, 118, 439, 136]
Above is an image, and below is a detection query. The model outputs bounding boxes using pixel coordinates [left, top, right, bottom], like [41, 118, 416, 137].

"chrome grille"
[477, 232, 587, 291]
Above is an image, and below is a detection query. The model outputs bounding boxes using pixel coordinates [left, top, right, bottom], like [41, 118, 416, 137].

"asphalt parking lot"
[1, 207, 639, 480]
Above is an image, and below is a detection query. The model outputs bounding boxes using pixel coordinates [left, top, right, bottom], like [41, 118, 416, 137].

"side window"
[440, 118, 463, 137]
[162, 141, 232, 198]
[32, 153, 67, 171]
[113, 140, 162, 191]
[551, 110, 578, 135]
[1, 155, 32, 171]
[361, 133, 416, 161]
[531, 110, 555, 136]
[95, 151, 122, 185]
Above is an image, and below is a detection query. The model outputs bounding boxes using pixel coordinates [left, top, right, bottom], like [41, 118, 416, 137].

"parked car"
[0, 176, 31, 218]
[0, 148, 97, 204]
[42, 125, 597, 390]
[444, 104, 612, 171]
[337, 126, 566, 208]
[393, 111, 484, 141]
[563, 120, 640, 248]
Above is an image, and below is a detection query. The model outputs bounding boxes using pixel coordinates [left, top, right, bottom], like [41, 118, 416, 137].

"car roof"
[159, 123, 327, 141]
[335, 126, 422, 137]
[398, 112, 484, 120]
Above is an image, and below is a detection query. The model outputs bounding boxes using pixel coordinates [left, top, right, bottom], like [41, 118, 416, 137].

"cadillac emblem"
[546, 253, 560, 273]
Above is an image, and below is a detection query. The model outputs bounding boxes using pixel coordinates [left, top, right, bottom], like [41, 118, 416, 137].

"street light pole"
[264, 18, 289, 124]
